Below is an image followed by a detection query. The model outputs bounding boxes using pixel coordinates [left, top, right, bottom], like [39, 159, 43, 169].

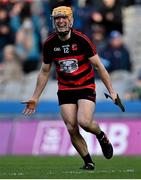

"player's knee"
[66, 123, 78, 135]
[78, 119, 91, 132]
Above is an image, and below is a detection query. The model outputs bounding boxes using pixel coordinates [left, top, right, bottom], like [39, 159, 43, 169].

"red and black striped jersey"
[42, 29, 97, 90]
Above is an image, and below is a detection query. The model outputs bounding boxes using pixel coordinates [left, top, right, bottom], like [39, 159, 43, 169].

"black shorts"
[57, 88, 96, 105]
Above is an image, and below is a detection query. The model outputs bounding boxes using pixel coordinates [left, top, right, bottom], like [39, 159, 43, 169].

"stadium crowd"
[0, 0, 141, 101]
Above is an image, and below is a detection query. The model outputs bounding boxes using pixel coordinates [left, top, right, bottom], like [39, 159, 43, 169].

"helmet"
[51, 6, 73, 32]
[51, 6, 73, 36]
[51, 6, 73, 27]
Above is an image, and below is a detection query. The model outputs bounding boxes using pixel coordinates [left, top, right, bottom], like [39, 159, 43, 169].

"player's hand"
[21, 99, 38, 116]
[110, 91, 118, 103]
[104, 92, 125, 112]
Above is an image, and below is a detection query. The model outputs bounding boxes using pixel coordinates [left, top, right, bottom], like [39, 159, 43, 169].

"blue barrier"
[0, 100, 141, 114]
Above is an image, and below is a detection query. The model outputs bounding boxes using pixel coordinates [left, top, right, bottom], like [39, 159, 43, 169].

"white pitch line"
[0, 172, 24, 176]
[96, 169, 135, 173]
[63, 169, 135, 174]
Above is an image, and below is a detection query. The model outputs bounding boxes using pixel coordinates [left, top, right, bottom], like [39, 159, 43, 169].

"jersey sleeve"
[42, 41, 53, 64]
[82, 34, 97, 58]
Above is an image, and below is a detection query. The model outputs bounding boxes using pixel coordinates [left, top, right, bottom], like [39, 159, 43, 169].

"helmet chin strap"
[57, 30, 70, 37]
[55, 23, 71, 37]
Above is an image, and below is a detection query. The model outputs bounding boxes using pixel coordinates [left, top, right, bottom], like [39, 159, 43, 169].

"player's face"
[54, 16, 71, 34]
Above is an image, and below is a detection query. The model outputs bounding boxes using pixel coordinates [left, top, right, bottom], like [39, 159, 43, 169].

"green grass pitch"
[0, 155, 140, 179]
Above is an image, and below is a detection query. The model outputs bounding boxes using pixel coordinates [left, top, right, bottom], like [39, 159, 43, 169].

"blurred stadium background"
[0, 0, 141, 178]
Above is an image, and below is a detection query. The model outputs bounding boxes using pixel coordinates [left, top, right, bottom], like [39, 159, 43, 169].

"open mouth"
[57, 24, 67, 31]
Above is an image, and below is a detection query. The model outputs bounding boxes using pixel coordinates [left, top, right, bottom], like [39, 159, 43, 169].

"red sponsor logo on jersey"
[72, 44, 78, 51]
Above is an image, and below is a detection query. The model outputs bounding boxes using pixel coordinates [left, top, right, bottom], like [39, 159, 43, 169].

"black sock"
[96, 131, 104, 140]
[82, 153, 93, 165]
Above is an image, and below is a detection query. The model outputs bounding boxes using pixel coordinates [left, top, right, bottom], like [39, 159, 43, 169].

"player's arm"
[89, 54, 117, 102]
[31, 62, 51, 101]
[22, 62, 52, 115]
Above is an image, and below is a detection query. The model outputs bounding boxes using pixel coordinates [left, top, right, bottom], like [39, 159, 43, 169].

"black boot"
[97, 131, 113, 159]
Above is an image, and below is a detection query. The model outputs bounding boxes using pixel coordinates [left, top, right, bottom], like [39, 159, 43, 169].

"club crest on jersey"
[59, 59, 78, 73]
[72, 44, 78, 51]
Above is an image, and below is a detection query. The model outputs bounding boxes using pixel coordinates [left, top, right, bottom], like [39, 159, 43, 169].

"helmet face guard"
[51, 6, 73, 36]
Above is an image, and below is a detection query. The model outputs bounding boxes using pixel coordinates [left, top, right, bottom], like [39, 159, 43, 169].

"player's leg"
[77, 99, 101, 134]
[60, 104, 95, 170]
[77, 99, 113, 159]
